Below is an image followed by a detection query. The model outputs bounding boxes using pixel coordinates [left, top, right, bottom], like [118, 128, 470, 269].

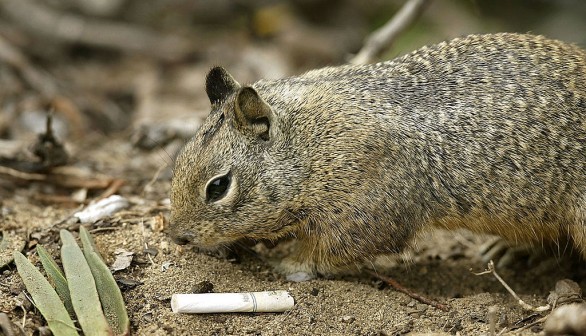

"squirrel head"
[170, 67, 302, 249]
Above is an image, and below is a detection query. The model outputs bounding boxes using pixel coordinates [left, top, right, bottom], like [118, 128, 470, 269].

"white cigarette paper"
[171, 290, 294, 314]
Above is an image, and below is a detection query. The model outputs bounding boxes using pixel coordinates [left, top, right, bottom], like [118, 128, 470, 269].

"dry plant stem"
[0, 165, 113, 189]
[351, 0, 431, 64]
[513, 316, 547, 333]
[0, 166, 46, 181]
[51, 205, 85, 228]
[1, 0, 190, 60]
[0, 34, 57, 95]
[32, 194, 82, 205]
[88, 227, 121, 234]
[32, 112, 69, 169]
[488, 305, 497, 336]
[474, 261, 550, 312]
[366, 270, 449, 311]
[142, 164, 166, 197]
[18, 304, 26, 330]
[97, 179, 125, 200]
[139, 220, 156, 266]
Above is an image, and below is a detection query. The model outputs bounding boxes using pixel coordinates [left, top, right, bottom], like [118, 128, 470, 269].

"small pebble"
[544, 303, 586, 335]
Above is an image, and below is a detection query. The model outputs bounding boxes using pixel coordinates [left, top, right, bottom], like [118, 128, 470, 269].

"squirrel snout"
[171, 231, 195, 245]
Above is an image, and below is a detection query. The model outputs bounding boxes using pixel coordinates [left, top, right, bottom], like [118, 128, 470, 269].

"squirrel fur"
[170, 33, 586, 275]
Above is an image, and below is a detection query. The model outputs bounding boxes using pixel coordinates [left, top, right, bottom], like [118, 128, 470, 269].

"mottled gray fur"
[170, 33, 586, 275]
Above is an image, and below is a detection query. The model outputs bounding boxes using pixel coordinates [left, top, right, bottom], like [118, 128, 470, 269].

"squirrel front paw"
[270, 257, 316, 282]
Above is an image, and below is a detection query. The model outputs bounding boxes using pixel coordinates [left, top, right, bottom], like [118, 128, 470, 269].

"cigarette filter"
[171, 290, 294, 314]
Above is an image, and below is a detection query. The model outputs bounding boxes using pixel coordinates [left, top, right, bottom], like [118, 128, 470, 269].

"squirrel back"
[171, 33, 586, 275]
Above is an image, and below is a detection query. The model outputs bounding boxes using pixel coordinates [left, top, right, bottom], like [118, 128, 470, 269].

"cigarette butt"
[171, 290, 294, 314]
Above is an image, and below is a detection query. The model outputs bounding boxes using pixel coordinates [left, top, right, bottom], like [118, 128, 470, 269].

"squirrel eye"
[205, 173, 231, 203]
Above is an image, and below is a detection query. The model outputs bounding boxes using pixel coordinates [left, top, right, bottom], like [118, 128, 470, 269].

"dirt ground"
[2, 1, 586, 335]
[1, 160, 585, 336]
[1, 135, 585, 335]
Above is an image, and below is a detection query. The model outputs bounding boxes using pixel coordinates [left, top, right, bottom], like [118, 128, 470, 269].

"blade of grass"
[37, 245, 75, 317]
[60, 230, 112, 336]
[13, 251, 78, 336]
[80, 226, 130, 336]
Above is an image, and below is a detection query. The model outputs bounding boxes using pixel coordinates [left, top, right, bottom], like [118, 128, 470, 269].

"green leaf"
[37, 245, 75, 317]
[80, 226, 130, 336]
[60, 230, 112, 336]
[13, 251, 78, 336]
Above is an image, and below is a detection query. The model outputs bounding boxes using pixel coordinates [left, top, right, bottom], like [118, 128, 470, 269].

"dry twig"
[512, 316, 547, 333]
[0, 32, 125, 134]
[0, 112, 68, 173]
[351, 0, 432, 65]
[366, 270, 449, 311]
[474, 260, 550, 312]
[96, 179, 125, 200]
[0, 165, 115, 189]
[0, 34, 57, 96]
[1, 0, 191, 61]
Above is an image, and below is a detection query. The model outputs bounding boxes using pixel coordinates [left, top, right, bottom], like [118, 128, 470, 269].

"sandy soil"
[1, 137, 584, 335]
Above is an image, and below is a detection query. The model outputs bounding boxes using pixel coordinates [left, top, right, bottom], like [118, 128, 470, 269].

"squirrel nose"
[172, 232, 194, 245]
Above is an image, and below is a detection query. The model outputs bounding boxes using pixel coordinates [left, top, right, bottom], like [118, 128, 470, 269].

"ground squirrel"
[170, 33, 586, 276]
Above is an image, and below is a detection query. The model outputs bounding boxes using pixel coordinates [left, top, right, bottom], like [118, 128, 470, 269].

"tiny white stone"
[74, 195, 129, 223]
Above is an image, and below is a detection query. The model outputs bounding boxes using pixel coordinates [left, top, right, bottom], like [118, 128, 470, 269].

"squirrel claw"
[479, 237, 534, 268]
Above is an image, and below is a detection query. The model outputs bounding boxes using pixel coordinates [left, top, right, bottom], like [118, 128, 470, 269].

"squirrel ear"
[206, 67, 241, 105]
[234, 87, 272, 141]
